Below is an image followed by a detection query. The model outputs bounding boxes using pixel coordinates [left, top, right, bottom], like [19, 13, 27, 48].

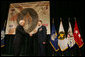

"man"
[32, 20, 47, 56]
[13, 20, 31, 56]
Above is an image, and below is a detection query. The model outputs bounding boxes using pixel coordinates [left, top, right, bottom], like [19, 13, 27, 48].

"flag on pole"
[67, 21, 75, 48]
[1, 28, 5, 47]
[73, 20, 84, 48]
[58, 18, 68, 51]
[1, 21, 6, 48]
[50, 24, 59, 52]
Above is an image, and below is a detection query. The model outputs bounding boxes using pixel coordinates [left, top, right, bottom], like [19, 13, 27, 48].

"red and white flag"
[67, 21, 75, 48]
[73, 20, 84, 48]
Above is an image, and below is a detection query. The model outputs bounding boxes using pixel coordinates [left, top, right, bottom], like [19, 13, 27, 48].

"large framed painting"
[5, 1, 50, 34]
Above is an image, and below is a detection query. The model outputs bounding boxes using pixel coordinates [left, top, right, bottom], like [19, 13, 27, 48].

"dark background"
[1, 0, 85, 56]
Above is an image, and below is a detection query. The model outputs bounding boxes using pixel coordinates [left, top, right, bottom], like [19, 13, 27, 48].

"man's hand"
[39, 28, 42, 31]
[29, 33, 33, 37]
[42, 42, 46, 44]
[33, 30, 37, 33]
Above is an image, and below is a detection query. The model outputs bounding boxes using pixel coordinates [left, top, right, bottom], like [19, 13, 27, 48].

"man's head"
[19, 20, 25, 26]
[37, 20, 42, 26]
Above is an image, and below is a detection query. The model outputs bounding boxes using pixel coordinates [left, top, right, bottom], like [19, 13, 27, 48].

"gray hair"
[19, 20, 25, 25]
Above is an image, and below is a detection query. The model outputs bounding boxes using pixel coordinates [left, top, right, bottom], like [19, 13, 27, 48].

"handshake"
[29, 29, 37, 37]
[29, 33, 33, 37]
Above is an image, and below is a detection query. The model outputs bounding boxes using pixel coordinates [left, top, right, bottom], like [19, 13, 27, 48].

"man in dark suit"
[13, 20, 31, 56]
[32, 20, 47, 56]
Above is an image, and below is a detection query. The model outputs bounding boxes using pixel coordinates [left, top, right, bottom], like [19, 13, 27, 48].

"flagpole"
[60, 17, 62, 22]
[4, 19, 7, 36]
[4, 20, 6, 28]
[68, 17, 70, 22]
[52, 18, 54, 24]
[74, 17, 76, 21]
[52, 18, 55, 56]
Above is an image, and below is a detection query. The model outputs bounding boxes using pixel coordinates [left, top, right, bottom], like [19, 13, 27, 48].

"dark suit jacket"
[35, 25, 47, 43]
[14, 25, 29, 45]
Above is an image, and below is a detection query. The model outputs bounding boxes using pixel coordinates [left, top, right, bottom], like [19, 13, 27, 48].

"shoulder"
[42, 25, 46, 29]
[42, 25, 46, 28]
[16, 25, 22, 29]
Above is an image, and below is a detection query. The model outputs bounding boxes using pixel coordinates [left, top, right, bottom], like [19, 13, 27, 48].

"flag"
[73, 20, 84, 48]
[1, 20, 6, 48]
[1, 27, 5, 48]
[1, 28, 5, 48]
[58, 19, 68, 51]
[67, 21, 75, 48]
[50, 24, 59, 52]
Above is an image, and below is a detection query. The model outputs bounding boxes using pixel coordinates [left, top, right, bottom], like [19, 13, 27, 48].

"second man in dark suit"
[31, 20, 47, 56]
